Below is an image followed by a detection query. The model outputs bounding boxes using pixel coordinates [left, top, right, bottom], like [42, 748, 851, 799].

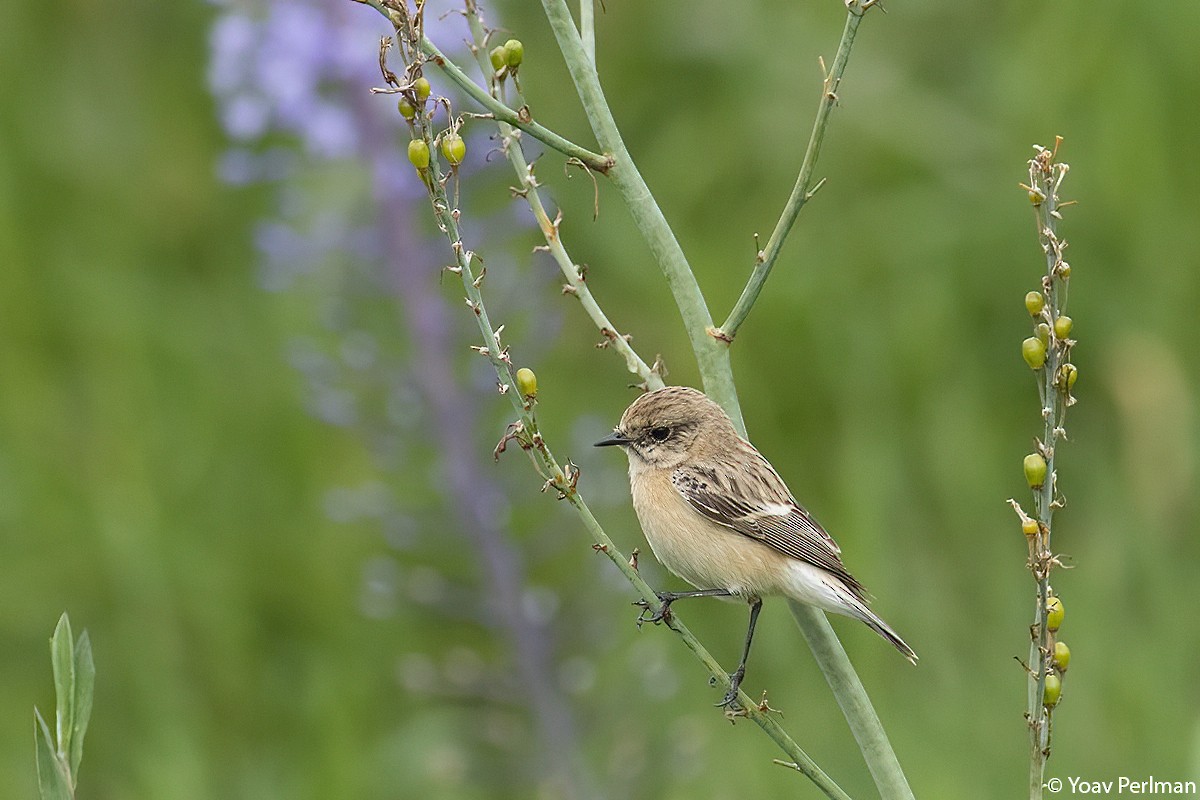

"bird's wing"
[671, 453, 865, 595]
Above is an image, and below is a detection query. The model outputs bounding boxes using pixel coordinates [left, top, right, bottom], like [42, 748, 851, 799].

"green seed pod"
[414, 77, 431, 101]
[1058, 262, 1071, 279]
[397, 96, 416, 120]
[490, 45, 509, 72]
[1022, 519, 1039, 537]
[441, 133, 466, 165]
[516, 367, 538, 399]
[1035, 323, 1051, 347]
[407, 139, 430, 170]
[503, 39, 524, 68]
[1053, 641, 1071, 672]
[1046, 596, 1064, 632]
[1023, 453, 1048, 489]
[1025, 291, 1045, 317]
[1043, 673, 1062, 708]
[1054, 315, 1073, 339]
[1022, 337, 1047, 369]
[1028, 189, 1045, 206]
[1056, 363, 1078, 392]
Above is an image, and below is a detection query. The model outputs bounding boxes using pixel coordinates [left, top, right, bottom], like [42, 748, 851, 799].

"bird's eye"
[649, 426, 671, 442]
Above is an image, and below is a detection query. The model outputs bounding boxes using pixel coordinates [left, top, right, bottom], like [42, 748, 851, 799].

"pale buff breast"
[628, 463, 793, 598]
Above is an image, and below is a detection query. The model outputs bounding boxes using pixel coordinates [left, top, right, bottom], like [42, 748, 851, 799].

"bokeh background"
[3, 0, 1199, 797]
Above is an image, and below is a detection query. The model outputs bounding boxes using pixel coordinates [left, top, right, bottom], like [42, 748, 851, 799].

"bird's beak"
[594, 430, 631, 447]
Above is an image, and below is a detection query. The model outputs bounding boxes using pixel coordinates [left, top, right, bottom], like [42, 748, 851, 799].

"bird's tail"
[783, 561, 918, 663]
[845, 594, 918, 664]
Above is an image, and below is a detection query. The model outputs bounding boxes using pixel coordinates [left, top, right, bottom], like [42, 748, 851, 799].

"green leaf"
[70, 631, 94, 777]
[34, 708, 73, 800]
[50, 614, 75, 761]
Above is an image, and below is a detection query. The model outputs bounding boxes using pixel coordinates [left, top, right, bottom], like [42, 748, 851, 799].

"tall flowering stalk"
[1011, 137, 1078, 799]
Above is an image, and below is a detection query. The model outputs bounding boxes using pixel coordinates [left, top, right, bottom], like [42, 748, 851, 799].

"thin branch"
[716, 4, 867, 343]
[359, 0, 612, 173]
[461, 5, 662, 389]
[538, 0, 744, 426]
[419, 36, 613, 173]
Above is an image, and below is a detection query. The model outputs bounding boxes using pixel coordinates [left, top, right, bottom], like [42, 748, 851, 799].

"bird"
[594, 385, 916, 707]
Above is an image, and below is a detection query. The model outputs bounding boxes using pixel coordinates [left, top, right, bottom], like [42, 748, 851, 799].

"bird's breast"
[628, 466, 790, 597]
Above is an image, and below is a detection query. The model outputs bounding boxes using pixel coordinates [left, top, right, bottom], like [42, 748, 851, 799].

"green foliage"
[3, 0, 1200, 799]
[34, 614, 94, 800]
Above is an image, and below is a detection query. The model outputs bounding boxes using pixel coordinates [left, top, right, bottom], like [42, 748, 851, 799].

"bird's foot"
[714, 665, 747, 709]
[633, 591, 681, 627]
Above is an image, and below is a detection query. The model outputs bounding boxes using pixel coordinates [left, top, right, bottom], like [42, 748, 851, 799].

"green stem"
[579, 0, 595, 65]
[1025, 142, 1073, 800]
[538, 0, 743, 426]
[462, 7, 662, 389]
[359, 1, 609, 171]
[718, 5, 865, 342]
[418, 36, 612, 173]
[791, 603, 915, 800]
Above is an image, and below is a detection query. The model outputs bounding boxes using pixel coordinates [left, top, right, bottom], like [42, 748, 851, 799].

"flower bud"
[516, 367, 538, 399]
[1023, 453, 1048, 489]
[1022, 337, 1047, 369]
[1043, 673, 1062, 708]
[503, 39, 524, 68]
[441, 133, 466, 165]
[490, 45, 509, 72]
[397, 96, 416, 120]
[1022, 519, 1039, 537]
[1057, 261, 1071, 279]
[1054, 315, 1073, 339]
[414, 77, 431, 100]
[1046, 595, 1064, 632]
[1053, 641, 1071, 672]
[407, 139, 430, 170]
[1025, 291, 1045, 317]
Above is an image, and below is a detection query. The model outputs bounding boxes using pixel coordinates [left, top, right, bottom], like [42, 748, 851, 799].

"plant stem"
[462, 5, 662, 389]
[356, 0, 611, 172]
[418, 36, 612, 173]
[538, 0, 743, 426]
[579, 0, 595, 66]
[1023, 140, 1074, 800]
[792, 602, 915, 800]
[717, 5, 866, 342]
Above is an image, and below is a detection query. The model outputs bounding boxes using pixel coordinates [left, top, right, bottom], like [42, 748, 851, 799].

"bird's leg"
[633, 588, 732, 626]
[717, 597, 763, 708]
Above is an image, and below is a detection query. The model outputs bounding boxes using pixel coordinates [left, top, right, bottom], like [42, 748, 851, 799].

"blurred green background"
[3, 0, 1199, 798]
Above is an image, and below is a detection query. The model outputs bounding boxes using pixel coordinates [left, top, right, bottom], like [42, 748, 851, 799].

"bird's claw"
[632, 592, 674, 627]
[715, 668, 746, 709]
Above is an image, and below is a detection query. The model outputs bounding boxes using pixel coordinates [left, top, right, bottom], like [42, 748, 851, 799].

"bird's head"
[594, 386, 736, 469]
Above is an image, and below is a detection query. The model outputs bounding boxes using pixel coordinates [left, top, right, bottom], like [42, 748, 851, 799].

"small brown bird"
[595, 385, 916, 706]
